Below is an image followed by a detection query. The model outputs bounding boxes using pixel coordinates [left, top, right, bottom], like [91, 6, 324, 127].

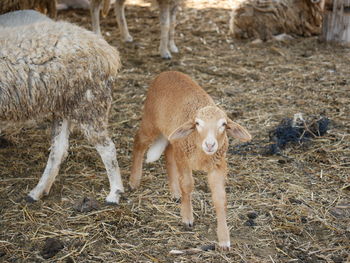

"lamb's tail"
[146, 135, 169, 163]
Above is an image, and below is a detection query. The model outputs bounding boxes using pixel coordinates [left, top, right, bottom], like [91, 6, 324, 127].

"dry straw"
[1, 0, 349, 262]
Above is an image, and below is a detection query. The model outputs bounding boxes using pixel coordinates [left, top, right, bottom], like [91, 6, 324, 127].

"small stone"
[244, 218, 256, 227]
[200, 244, 216, 251]
[73, 197, 100, 213]
[247, 211, 258, 219]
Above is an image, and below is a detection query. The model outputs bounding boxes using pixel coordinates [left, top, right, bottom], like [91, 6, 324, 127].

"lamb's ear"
[168, 121, 195, 141]
[226, 119, 252, 142]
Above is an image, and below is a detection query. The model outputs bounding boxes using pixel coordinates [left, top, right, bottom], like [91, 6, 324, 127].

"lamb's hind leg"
[81, 123, 124, 204]
[27, 119, 70, 202]
[129, 128, 158, 189]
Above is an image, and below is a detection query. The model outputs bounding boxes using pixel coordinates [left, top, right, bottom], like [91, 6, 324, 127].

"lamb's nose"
[205, 141, 216, 151]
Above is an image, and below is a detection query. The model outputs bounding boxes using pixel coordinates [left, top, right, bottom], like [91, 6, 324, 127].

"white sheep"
[0, 10, 124, 204]
[129, 71, 252, 249]
[0, 9, 50, 27]
[90, 0, 181, 59]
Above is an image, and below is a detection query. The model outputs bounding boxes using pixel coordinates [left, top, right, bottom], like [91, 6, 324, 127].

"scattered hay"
[0, 0, 349, 262]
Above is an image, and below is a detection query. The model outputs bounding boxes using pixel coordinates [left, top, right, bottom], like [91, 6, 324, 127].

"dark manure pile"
[267, 114, 331, 155]
[0, 0, 349, 262]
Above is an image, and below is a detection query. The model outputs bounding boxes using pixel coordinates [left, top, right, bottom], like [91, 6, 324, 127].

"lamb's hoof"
[24, 195, 37, 203]
[218, 241, 231, 251]
[128, 182, 139, 191]
[183, 221, 194, 230]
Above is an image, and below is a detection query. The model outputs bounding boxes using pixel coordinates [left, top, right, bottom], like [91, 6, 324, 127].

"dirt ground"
[1, 0, 349, 262]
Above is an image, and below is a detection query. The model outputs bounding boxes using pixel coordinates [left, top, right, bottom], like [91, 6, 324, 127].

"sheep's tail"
[146, 135, 169, 163]
[101, 0, 111, 18]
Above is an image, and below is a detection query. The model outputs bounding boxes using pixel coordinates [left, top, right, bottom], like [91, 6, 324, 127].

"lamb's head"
[168, 106, 252, 155]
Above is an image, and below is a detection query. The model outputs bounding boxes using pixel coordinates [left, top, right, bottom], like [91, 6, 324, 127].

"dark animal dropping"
[267, 113, 330, 154]
[40, 238, 64, 259]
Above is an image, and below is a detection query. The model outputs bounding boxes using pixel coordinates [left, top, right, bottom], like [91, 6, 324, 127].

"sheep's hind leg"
[158, 0, 171, 59]
[81, 124, 124, 204]
[114, 0, 133, 42]
[168, 1, 179, 53]
[27, 119, 70, 202]
[90, 0, 103, 35]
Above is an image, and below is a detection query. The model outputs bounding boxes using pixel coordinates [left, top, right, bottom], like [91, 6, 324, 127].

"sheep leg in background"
[158, 0, 171, 59]
[129, 129, 158, 189]
[178, 164, 194, 227]
[27, 119, 70, 202]
[165, 144, 181, 199]
[169, 1, 178, 53]
[114, 0, 133, 42]
[90, 0, 103, 35]
[81, 124, 124, 204]
[207, 167, 230, 250]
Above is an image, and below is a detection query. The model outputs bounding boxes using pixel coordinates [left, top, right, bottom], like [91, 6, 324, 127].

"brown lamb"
[129, 71, 252, 249]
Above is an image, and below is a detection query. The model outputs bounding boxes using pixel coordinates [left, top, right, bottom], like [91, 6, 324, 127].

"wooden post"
[321, 0, 350, 44]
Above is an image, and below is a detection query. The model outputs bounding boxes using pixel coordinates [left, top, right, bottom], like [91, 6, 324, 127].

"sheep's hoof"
[169, 45, 179, 53]
[105, 190, 122, 205]
[24, 195, 37, 203]
[160, 51, 172, 60]
[105, 201, 119, 206]
[124, 35, 133, 42]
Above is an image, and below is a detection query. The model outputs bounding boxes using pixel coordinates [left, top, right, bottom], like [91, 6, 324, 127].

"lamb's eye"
[195, 121, 200, 126]
[222, 122, 227, 127]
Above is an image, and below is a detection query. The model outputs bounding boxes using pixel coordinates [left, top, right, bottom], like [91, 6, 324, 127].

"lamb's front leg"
[178, 164, 194, 227]
[207, 166, 230, 250]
